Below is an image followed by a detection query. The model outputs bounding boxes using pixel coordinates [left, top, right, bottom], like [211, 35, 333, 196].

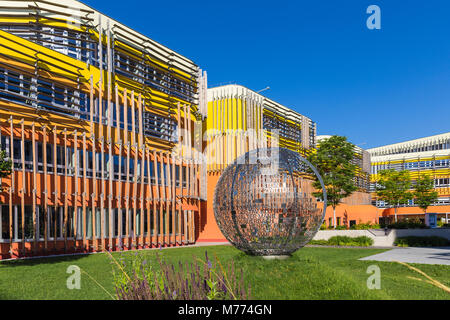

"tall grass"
[109, 250, 251, 300]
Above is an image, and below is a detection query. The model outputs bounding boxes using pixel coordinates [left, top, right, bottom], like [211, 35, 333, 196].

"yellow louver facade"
[368, 133, 450, 208]
[205, 84, 316, 173]
[0, 0, 207, 259]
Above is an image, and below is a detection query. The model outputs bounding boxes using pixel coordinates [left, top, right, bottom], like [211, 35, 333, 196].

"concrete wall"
[313, 229, 450, 247]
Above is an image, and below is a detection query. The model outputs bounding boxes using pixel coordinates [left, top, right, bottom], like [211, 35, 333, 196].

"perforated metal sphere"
[214, 148, 327, 256]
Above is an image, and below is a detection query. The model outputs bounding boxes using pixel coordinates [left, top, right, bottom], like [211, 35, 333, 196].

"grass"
[0, 246, 449, 300]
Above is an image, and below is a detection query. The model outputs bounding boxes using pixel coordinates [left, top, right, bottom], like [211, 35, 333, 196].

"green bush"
[309, 236, 373, 247]
[350, 222, 381, 230]
[326, 225, 348, 230]
[309, 239, 329, 245]
[394, 236, 450, 247]
[386, 218, 428, 229]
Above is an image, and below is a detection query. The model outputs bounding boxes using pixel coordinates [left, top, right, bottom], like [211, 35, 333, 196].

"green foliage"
[376, 169, 413, 210]
[111, 250, 251, 300]
[0, 149, 12, 191]
[350, 222, 381, 230]
[111, 251, 162, 295]
[413, 175, 439, 213]
[310, 236, 374, 247]
[385, 218, 428, 229]
[307, 136, 358, 209]
[395, 236, 450, 247]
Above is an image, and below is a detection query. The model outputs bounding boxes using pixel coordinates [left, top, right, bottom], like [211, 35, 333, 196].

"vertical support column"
[159, 151, 166, 246]
[176, 103, 182, 245]
[43, 126, 48, 252]
[98, 15, 103, 132]
[146, 149, 152, 247]
[91, 135, 97, 252]
[20, 120, 25, 255]
[108, 138, 113, 251]
[100, 138, 105, 251]
[9, 117, 14, 254]
[125, 142, 130, 248]
[123, 89, 128, 145]
[82, 133, 87, 251]
[221, 92, 225, 171]
[165, 152, 172, 246]
[53, 127, 58, 251]
[73, 131, 78, 251]
[138, 96, 144, 247]
[152, 149, 160, 246]
[187, 105, 193, 197]
[132, 143, 138, 249]
[140, 145, 145, 247]
[106, 20, 112, 143]
[90, 76, 94, 136]
[117, 140, 123, 250]
[178, 149, 183, 245]
[32, 123, 37, 254]
[115, 86, 120, 140]
[63, 129, 68, 252]
[131, 91, 136, 146]
[183, 104, 189, 197]
[171, 152, 176, 245]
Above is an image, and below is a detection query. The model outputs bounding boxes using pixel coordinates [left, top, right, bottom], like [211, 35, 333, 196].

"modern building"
[368, 132, 450, 223]
[0, 0, 207, 259]
[198, 84, 317, 241]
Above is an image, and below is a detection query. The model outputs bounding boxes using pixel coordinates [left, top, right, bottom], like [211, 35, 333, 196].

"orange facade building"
[369, 132, 450, 224]
[0, 0, 207, 259]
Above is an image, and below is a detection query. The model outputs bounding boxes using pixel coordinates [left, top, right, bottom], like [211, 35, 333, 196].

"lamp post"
[256, 87, 270, 94]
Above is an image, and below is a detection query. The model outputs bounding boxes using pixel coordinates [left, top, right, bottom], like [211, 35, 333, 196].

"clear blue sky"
[83, 0, 450, 149]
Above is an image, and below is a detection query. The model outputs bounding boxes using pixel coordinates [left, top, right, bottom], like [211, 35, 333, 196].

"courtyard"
[0, 246, 449, 300]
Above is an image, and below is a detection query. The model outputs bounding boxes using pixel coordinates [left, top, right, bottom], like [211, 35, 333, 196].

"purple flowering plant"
[108, 250, 251, 300]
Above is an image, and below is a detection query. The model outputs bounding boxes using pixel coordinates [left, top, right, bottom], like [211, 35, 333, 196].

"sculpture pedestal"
[262, 255, 291, 260]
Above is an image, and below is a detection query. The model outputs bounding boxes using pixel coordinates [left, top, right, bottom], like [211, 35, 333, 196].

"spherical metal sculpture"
[214, 148, 327, 257]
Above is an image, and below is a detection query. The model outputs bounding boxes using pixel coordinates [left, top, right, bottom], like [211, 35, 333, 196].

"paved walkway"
[359, 247, 450, 265]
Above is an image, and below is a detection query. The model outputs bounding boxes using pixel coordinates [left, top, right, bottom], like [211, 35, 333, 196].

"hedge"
[309, 236, 374, 247]
[394, 236, 450, 247]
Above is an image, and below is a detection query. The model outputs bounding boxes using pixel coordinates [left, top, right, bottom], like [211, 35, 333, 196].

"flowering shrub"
[109, 251, 251, 300]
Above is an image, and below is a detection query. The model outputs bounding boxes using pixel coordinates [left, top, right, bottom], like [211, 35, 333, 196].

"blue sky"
[83, 0, 450, 149]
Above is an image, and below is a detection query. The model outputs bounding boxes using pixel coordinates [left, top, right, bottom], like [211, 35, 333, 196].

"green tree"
[376, 169, 412, 222]
[0, 149, 12, 192]
[413, 175, 438, 214]
[308, 136, 358, 229]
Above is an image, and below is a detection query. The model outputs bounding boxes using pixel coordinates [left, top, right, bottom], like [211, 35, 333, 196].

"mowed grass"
[0, 246, 449, 300]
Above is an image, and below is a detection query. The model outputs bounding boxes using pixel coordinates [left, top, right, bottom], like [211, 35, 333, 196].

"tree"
[413, 175, 438, 214]
[376, 169, 412, 223]
[308, 136, 358, 229]
[0, 149, 12, 192]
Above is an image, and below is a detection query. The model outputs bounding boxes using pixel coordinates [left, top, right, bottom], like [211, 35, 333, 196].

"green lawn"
[0, 246, 449, 300]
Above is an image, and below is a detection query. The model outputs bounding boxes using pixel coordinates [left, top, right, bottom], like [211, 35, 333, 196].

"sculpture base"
[262, 255, 291, 260]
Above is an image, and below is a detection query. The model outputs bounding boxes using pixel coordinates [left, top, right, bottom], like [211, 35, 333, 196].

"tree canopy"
[307, 135, 358, 209]
[376, 169, 413, 207]
[413, 175, 438, 213]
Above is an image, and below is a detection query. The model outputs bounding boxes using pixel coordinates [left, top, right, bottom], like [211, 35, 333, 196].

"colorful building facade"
[198, 85, 317, 241]
[368, 132, 450, 223]
[0, 0, 208, 259]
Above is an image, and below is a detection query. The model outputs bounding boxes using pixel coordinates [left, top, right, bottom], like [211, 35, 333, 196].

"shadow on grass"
[0, 252, 96, 268]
